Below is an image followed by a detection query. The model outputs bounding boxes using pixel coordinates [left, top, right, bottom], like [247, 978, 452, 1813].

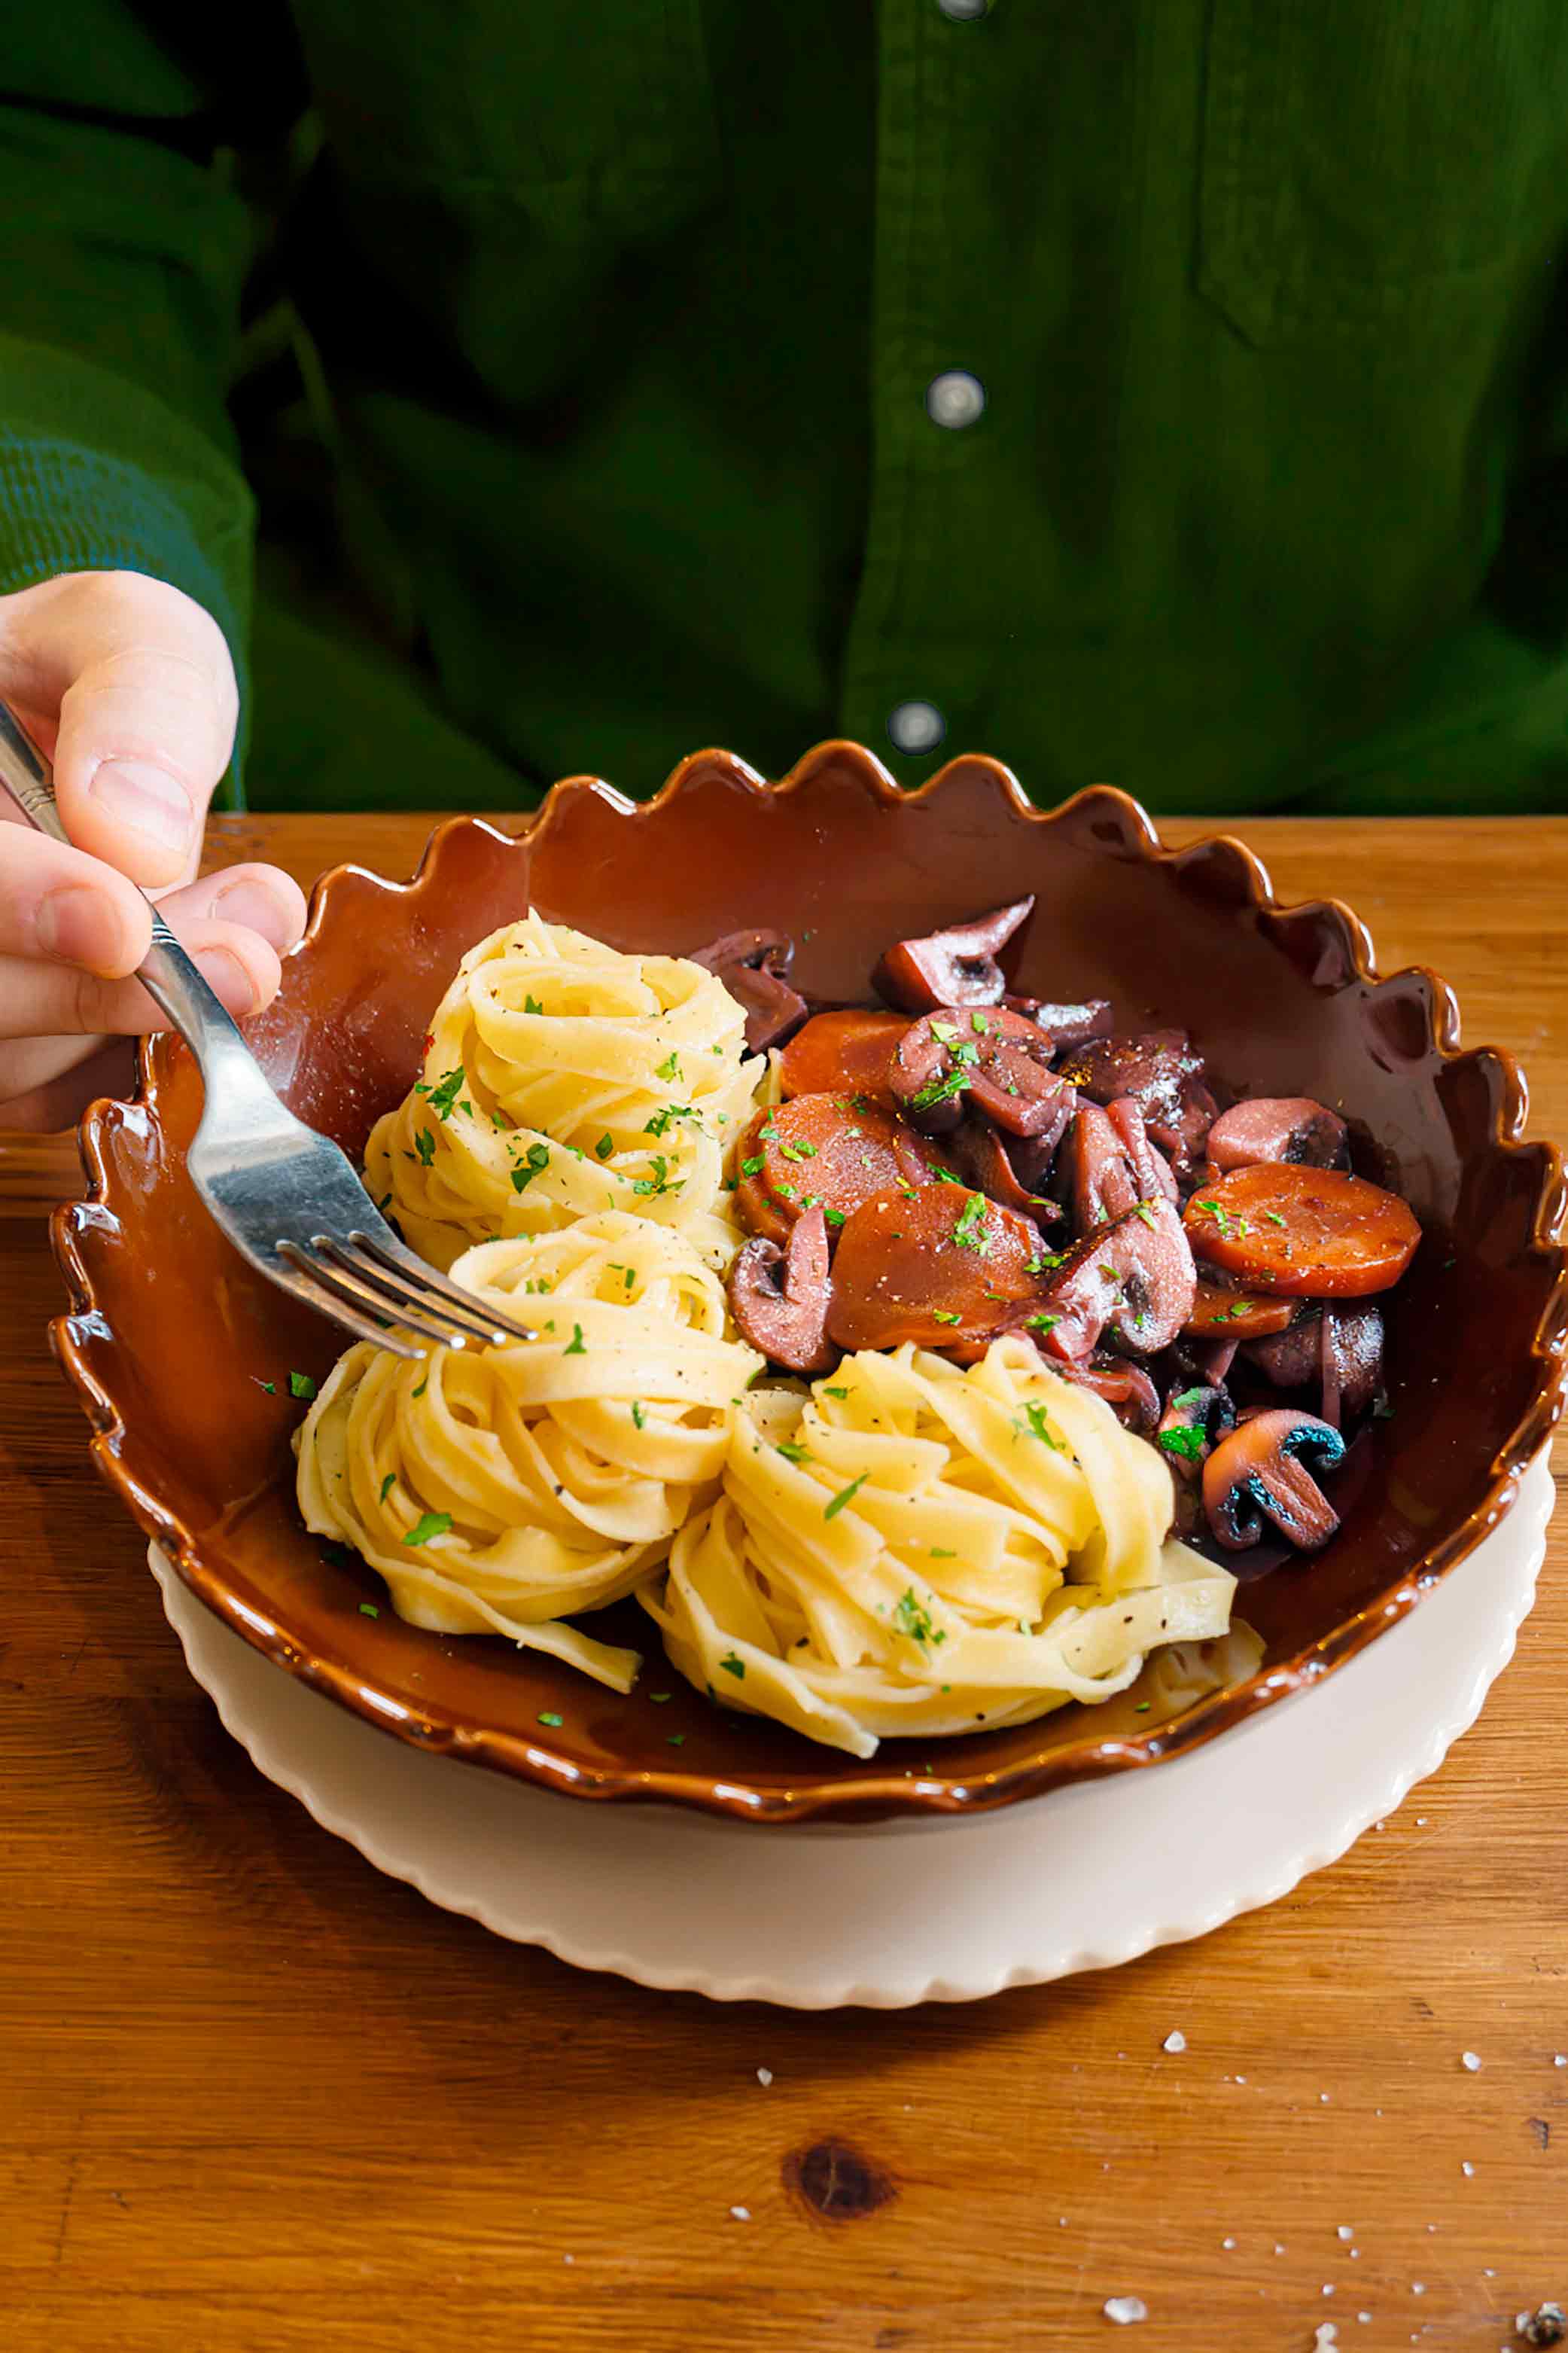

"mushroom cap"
[1201, 1407, 1347, 1552]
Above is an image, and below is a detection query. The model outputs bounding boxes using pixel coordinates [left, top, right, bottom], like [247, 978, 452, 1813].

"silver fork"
[0, 700, 534, 1361]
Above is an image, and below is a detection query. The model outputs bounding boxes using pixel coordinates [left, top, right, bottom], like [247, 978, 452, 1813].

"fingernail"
[88, 759, 193, 860]
[212, 876, 301, 952]
[36, 885, 125, 974]
[195, 945, 259, 1017]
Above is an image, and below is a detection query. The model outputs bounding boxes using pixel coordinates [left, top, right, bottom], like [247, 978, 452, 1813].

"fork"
[0, 699, 534, 1361]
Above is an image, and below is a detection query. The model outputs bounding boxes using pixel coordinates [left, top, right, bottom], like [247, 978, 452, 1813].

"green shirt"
[2, 3, 1568, 814]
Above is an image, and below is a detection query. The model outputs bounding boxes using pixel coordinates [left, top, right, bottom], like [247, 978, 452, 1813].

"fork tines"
[277, 1232, 538, 1359]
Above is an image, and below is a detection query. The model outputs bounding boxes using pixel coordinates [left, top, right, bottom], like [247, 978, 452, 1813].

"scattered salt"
[563, 2254, 574, 2266]
[1338, 2226, 1354, 2242]
[1235, 2074, 1247, 2083]
[1320, 2092, 1332, 2104]
[1556, 2054, 1566, 2068]
[1162, 2030, 1186, 2053]
[729, 2205, 751, 2222]
[1103, 2296, 1147, 2326]
[1461, 2050, 1481, 2071]
[1324, 2284, 1336, 2297]
[756, 2068, 773, 2087]
[1222, 2238, 1235, 2251]
[1462, 2162, 1475, 2177]
[1275, 2245, 1286, 2257]
[1412, 2283, 1426, 2296]
[1315, 2327, 1338, 2349]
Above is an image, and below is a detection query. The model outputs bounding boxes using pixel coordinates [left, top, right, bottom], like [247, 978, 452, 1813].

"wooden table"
[5, 814, 1565, 2353]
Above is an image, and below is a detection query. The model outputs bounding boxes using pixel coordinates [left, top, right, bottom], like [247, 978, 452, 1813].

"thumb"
[2, 571, 239, 889]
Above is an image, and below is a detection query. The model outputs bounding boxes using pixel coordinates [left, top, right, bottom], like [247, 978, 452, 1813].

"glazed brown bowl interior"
[50, 746, 1567, 1824]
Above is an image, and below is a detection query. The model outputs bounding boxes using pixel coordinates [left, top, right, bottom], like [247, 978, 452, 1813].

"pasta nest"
[296, 1212, 764, 1690]
[640, 1335, 1236, 1755]
[363, 913, 763, 1273]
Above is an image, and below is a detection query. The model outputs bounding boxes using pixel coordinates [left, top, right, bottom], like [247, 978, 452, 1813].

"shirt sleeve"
[0, 12, 276, 794]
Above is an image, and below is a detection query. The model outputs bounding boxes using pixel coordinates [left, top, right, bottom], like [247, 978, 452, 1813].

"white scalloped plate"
[149, 1455, 1551, 2008]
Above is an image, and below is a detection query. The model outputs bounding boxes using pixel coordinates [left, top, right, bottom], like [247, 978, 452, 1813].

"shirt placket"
[842, 0, 998, 771]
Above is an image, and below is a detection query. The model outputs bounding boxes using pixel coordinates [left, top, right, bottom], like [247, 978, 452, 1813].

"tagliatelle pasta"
[362, 912, 763, 1272]
[638, 1336, 1235, 1755]
[295, 1212, 764, 1690]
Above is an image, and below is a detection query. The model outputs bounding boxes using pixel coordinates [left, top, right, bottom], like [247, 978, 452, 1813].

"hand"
[0, 571, 306, 1130]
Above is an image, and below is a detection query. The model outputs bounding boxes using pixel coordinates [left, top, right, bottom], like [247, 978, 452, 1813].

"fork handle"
[0, 696, 252, 1062]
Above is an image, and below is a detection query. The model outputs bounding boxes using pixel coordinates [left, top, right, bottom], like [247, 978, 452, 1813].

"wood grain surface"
[4, 813, 1565, 2353]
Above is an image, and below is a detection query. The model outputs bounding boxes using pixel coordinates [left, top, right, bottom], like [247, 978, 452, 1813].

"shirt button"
[936, 0, 990, 17]
[888, 700, 946, 755]
[926, 370, 986, 430]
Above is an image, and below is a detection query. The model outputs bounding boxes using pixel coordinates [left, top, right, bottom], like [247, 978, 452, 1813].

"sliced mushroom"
[1005, 995, 1113, 1050]
[891, 1005, 1076, 1138]
[689, 928, 808, 1052]
[1052, 1356, 1162, 1435]
[873, 896, 1034, 1013]
[1206, 1096, 1349, 1172]
[946, 1120, 1064, 1221]
[1155, 1382, 1238, 1480]
[1058, 1030, 1216, 1174]
[1030, 1197, 1197, 1361]
[726, 1205, 836, 1373]
[1246, 1309, 1323, 1390]
[1319, 1303, 1385, 1429]
[1201, 1409, 1347, 1553]
[1067, 1098, 1177, 1230]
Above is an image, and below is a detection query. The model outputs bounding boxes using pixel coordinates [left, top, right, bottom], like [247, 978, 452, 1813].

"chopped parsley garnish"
[1133, 1200, 1157, 1228]
[632, 1154, 683, 1198]
[933, 1168, 962, 1185]
[359, 1601, 379, 1618]
[930, 1020, 961, 1044]
[628, 1401, 647, 1432]
[930, 1547, 957, 1559]
[379, 1473, 396, 1503]
[1169, 1385, 1208, 1412]
[655, 1049, 682, 1082]
[1023, 1311, 1059, 1333]
[824, 1473, 869, 1520]
[1158, 1424, 1207, 1461]
[931, 1308, 963, 1325]
[824, 1205, 848, 1226]
[666, 1733, 686, 1748]
[894, 1588, 944, 1647]
[253, 1377, 276, 1395]
[778, 1138, 817, 1161]
[911, 1067, 970, 1113]
[741, 1154, 765, 1176]
[1017, 1401, 1064, 1450]
[523, 992, 545, 1015]
[1265, 1209, 1287, 1227]
[720, 1652, 746, 1680]
[951, 1194, 991, 1254]
[775, 1181, 799, 1201]
[1025, 1252, 1064, 1273]
[288, 1370, 317, 1401]
[411, 1375, 428, 1398]
[776, 1440, 812, 1464]
[565, 1323, 587, 1355]
[510, 1141, 551, 1191]
[416, 1065, 467, 1121]
[971, 1011, 990, 1033]
[537, 1711, 565, 1728]
[402, 1511, 452, 1547]
[413, 1128, 437, 1167]
[644, 1103, 699, 1138]
[823, 1385, 849, 1399]
[595, 1132, 615, 1159]
[649, 1690, 672, 1704]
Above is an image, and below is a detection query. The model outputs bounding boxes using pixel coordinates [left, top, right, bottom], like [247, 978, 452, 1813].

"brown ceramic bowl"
[50, 745, 1568, 1824]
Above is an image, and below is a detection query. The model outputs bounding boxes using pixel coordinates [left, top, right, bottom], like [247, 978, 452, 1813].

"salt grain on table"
[1338, 2226, 1354, 2241]
[1315, 2326, 1338, 2349]
[1162, 2030, 1186, 2053]
[729, 2206, 751, 2222]
[1462, 2162, 1475, 2177]
[1461, 2050, 1481, 2071]
[756, 2068, 772, 2087]
[1103, 2295, 1147, 2326]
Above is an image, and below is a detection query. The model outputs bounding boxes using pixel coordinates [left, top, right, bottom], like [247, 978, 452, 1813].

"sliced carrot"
[825, 1184, 1046, 1352]
[1183, 1164, 1420, 1298]
[1184, 1280, 1300, 1341]
[778, 1010, 911, 1107]
[732, 1093, 942, 1248]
